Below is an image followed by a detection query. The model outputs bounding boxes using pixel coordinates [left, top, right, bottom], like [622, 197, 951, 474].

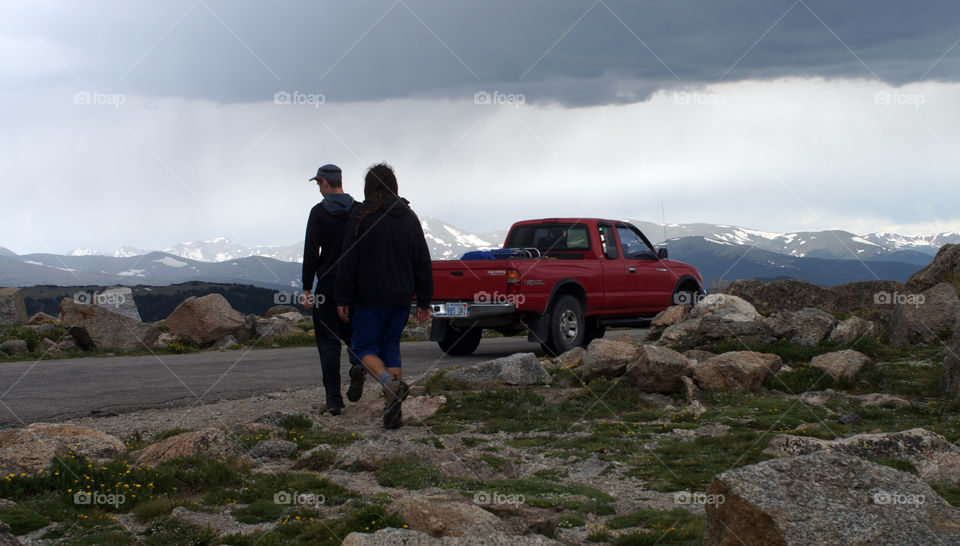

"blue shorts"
[350, 305, 410, 368]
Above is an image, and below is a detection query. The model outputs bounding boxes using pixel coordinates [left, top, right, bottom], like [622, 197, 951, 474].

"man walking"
[301, 163, 365, 415]
[336, 163, 432, 429]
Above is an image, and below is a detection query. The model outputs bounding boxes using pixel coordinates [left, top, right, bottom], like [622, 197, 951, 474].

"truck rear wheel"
[437, 323, 482, 356]
[543, 295, 585, 356]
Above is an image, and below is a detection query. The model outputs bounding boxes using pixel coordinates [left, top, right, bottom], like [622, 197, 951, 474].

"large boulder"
[828, 316, 879, 345]
[764, 308, 835, 346]
[445, 353, 550, 385]
[544, 346, 586, 371]
[763, 428, 960, 482]
[887, 283, 960, 346]
[59, 298, 160, 351]
[704, 451, 960, 545]
[0, 287, 27, 326]
[94, 286, 141, 321]
[136, 428, 251, 466]
[650, 304, 689, 331]
[727, 278, 904, 315]
[265, 304, 300, 317]
[658, 317, 701, 345]
[389, 493, 505, 537]
[690, 294, 760, 322]
[906, 243, 960, 293]
[582, 338, 638, 379]
[0, 424, 125, 475]
[166, 294, 250, 346]
[0, 340, 28, 357]
[624, 344, 692, 393]
[677, 315, 777, 351]
[810, 349, 870, 381]
[694, 351, 782, 391]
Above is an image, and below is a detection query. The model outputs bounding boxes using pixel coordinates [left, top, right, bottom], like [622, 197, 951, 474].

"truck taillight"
[506, 269, 521, 295]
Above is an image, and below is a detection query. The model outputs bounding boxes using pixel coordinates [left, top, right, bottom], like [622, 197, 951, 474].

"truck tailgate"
[431, 260, 512, 301]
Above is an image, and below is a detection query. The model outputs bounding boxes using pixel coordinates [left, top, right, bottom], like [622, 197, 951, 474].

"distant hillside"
[664, 236, 920, 287]
[22, 282, 293, 323]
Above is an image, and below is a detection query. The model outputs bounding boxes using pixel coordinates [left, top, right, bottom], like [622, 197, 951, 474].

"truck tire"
[583, 322, 606, 345]
[673, 285, 702, 307]
[437, 323, 482, 356]
[543, 295, 585, 356]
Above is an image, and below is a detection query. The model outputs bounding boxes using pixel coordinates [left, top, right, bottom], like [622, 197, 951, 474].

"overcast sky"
[3, 0, 960, 254]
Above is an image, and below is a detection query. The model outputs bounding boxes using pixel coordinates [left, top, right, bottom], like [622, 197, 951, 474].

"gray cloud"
[5, 1, 960, 106]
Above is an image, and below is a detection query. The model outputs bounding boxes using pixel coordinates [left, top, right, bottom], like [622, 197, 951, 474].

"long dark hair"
[354, 162, 399, 235]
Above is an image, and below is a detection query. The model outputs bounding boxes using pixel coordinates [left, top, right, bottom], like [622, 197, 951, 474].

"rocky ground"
[0, 245, 959, 544]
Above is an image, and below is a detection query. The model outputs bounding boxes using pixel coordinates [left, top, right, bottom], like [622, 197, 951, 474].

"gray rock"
[94, 286, 142, 321]
[906, 243, 960, 293]
[624, 344, 692, 393]
[0, 521, 19, 546]
[55, 336, 79, 352]
[265, 304, 300, 317]
[690, 294, 760, 322]
[764, 307, 835, 346]
[650, 304, 690, 331]
[810, 349, 871, 381]
[726, 278, 904, 315]
[0, 339, 28, 357]
[446, 353, 550, 385]
[582, 338, 638, 379]
[828, 316, 879, 345]
[26, 312, 58, 324]
[545, 346, 586, 370]
[694, 351, 782, 391]
[212, 335, 239, 350]
[838, 413, 863, 426]
[682, 349, 715, 363]
[249, 439, 297, 459]
[658, 317, 701, 345]
[254, 316, 297, 339]
[166, 294, 250, 346]
[709, 279, 730, 294]
[942, 329, 960, 396]
[678, 315, 777, 351]
[59, 298, 160, 351]
[0, 287, 27, 326]
[764, 428, 960, 482]
[888, 283, 960, 346]
[704, 451, 960, 545]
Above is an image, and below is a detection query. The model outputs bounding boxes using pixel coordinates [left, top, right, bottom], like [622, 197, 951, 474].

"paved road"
[0, 331, 646, 427]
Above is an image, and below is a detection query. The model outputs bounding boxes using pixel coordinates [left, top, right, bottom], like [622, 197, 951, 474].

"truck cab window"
[616, 226, 656, 260]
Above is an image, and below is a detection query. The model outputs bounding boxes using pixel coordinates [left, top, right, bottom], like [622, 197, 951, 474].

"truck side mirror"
[657, 248, 668, 259]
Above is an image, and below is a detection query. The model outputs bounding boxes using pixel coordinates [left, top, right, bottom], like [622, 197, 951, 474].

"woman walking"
[336, 163, 433, 429]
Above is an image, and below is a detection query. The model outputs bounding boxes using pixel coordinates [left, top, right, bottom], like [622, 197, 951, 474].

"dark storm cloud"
[5, 0, 960, 105]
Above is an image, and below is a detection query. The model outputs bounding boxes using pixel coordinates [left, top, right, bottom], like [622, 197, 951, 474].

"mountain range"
[1, 218, 956, 290]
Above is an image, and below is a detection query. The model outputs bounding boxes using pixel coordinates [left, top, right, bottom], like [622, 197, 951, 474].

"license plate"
[444, 303, 469, 317]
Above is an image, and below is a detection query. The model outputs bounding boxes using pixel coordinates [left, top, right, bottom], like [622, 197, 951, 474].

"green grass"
[292, 448, 337, 472]
[869, 457, 918, 474]
[232, 499, 283, 524]
[142, 515, 217, 545]
[290, 503, 406, 543]
[931, 482, 960, 506]
[238, 472, 358, 507]
[132, 496, 186, 522]
[0, 505, 49, 534]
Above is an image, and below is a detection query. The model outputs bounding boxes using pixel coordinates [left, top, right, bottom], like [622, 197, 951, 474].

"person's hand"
[337, 305, 350, 322]
[416, 307, 431, 324]
[302, 290, 314, 311]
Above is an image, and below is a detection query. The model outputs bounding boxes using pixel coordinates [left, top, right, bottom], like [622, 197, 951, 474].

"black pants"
[311, 284, 360, 409]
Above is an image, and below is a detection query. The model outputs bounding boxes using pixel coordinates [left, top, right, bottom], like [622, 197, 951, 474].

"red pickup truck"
[427, 218, 703, 356]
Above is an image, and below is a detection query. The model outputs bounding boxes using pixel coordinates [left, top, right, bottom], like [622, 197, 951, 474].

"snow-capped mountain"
[862, 232, 960, 253]
[420, 217, 505, 259]
[71, 239, 304, 263]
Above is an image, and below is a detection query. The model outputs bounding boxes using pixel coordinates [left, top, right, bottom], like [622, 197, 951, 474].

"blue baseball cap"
[309, 164, 341, 183]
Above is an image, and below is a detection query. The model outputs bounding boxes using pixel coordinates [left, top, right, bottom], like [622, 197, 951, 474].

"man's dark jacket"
[302, 193, 356, 292]
[336, 194, 433, 309]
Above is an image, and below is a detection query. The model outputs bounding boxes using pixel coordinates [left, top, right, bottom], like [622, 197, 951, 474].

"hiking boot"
[383, 379, 409, 429]
[347, 364, 365, 402]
